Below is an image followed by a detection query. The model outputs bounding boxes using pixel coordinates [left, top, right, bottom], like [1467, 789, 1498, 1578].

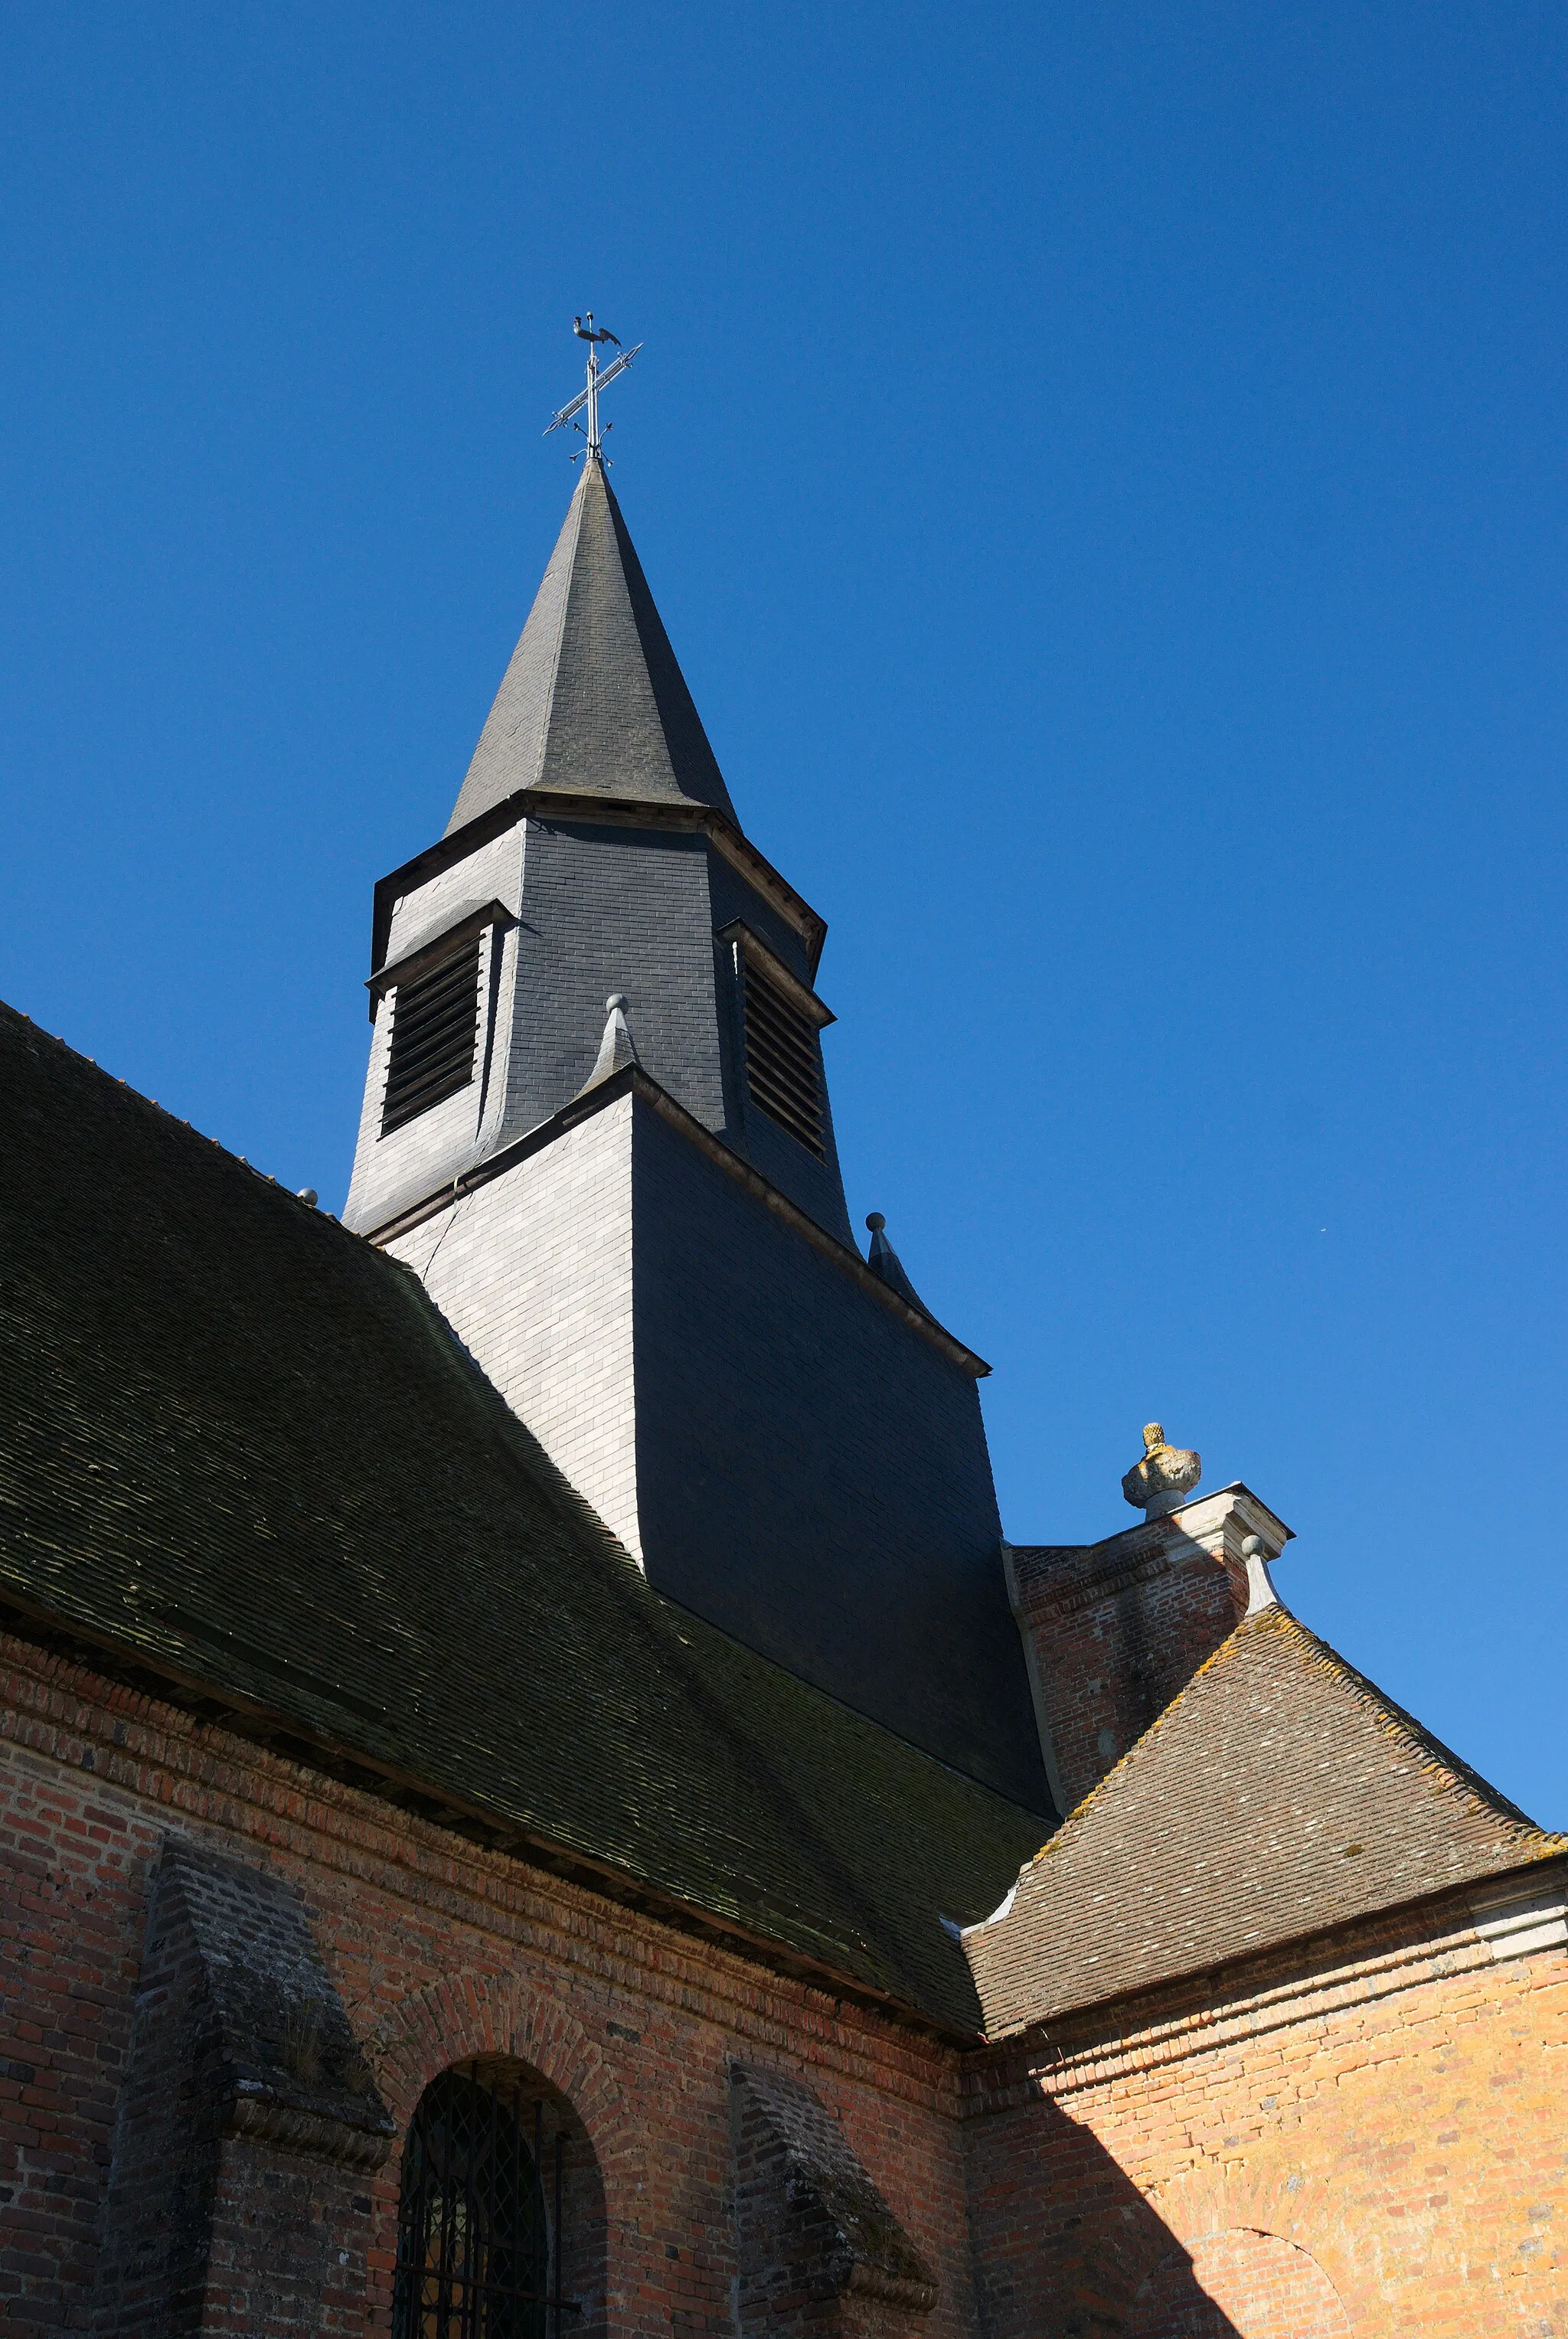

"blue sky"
[2, 5, 1564, 1821]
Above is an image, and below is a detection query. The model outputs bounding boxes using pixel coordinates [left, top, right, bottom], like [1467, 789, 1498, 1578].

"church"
[1, 345, 1563, 2337]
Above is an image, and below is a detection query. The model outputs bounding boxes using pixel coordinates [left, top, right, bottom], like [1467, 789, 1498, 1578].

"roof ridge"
[0, 1005, 343, 1222]
[1269, 1605, 1560, 1843]
[1024, 1599, 1563, 1877]
[530, 458, 587, 795]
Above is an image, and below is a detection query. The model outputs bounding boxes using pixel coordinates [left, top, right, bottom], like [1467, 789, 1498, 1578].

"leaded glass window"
[391, 2067, 551, 2339]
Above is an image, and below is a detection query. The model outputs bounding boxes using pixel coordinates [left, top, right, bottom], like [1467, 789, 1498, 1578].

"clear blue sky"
[3, 5, 1563, 1821]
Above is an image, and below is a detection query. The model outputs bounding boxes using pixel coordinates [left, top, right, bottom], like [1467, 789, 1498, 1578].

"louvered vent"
[381, 941, 482, 1135]
[743, 960, 825, 1158]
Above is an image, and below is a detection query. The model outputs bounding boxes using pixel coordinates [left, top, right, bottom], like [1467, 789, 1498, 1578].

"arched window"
[392, 2066, 554, 2339]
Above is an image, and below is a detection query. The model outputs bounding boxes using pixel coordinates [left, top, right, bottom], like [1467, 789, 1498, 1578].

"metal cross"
[544, 313, 642, 458]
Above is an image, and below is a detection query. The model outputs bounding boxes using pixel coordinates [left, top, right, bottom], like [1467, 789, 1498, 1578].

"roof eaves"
[980, 1851, 1568, 2047]
[0, 1587, 982, 2041]
[962, 1600, 1567, 2037]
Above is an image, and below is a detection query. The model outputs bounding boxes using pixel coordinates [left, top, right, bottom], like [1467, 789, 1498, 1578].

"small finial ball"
[606, 993, 629, 1013]
[866, 1212, 886, 1233]
[1143, 1423, 1165, 1452]
[1240, 1534, 1263, 1558]
[296, 1187, 318, 1208]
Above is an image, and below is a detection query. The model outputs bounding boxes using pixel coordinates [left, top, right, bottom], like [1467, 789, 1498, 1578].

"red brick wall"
[1130, 2229, 1351, 2336]
[0, 1634, 969, 2336]
[2, 1628, 1563, 2337]
[87, 1844, 237, 2334]
[964, 1889, 1568, 2337]
[196, 2134, 377, 2337]
[1008, 1526, 1243, 1811]
[87, 1837, 389, 2335]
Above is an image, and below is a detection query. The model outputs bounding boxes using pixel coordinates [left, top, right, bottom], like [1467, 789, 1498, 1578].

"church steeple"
[340, 372, 1050, 1811]
[448, 456, 738, 834]
[345, 451, 851, 1246]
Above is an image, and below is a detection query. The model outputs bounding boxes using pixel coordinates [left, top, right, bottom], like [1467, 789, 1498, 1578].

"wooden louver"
[381, 940, 482, 1135]
[742, 959, 825, 1158]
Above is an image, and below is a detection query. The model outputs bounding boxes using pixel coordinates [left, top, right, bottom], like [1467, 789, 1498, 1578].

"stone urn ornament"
[1121, 1423, 1201, 1520]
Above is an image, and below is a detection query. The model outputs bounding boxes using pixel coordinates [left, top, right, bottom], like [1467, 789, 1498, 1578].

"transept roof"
[963, 1596, 1566, 2036]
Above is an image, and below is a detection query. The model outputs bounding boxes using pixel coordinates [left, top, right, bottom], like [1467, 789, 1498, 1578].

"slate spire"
[446, 454, 739, 836]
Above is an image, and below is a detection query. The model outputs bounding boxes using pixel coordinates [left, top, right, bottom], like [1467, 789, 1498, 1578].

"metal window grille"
[381, 942, 482, 1135]
[391, 2067, 577, 2339]
[742, 959, 825, 1158]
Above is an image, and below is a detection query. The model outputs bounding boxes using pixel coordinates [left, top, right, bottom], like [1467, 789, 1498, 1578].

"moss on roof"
[965, 1599, 1566, 2036]
[0, 1003, 1046, 2033]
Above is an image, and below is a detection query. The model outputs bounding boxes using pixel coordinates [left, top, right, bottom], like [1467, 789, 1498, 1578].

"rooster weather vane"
[544, 312, 643, 460]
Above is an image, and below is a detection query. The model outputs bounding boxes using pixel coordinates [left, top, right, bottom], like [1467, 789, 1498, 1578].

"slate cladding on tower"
[344, 461, 850, 1244]
[343, 452, 1050, 1810]
[344, 808, 852, 1245]
[629, 1100, 1039, 1801]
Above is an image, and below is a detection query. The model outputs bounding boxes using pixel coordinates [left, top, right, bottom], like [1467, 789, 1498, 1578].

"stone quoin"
[1, 364, 1563, 2335]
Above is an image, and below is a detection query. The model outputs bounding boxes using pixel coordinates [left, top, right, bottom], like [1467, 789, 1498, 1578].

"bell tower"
[342, 343, 1049, 1812]
[344, 448, 851, 1250]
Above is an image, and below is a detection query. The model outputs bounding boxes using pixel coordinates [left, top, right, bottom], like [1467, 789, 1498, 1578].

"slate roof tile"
[0, 1003, 1042, 2034]
[448, 457, 738, 833]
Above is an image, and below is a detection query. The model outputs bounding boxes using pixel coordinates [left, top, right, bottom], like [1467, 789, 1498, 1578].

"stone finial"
[575, 993, 641, 1097]
[1121, 1422, 1202, 1519]
[864, 1212, 926, 1312]
[1240, 1532, 1279, 1616]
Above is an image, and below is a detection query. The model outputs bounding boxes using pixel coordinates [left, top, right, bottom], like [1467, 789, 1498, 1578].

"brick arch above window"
[364, 1971, 634, 2169]
[1130, 2227, 1351, 2339]
[366, 1976, 634, 2339]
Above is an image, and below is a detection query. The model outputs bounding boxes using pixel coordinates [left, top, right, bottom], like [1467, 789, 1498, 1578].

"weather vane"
[544, 313, 642, 461]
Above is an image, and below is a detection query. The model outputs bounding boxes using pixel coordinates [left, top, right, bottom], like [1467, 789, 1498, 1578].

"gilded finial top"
[1122, 1422, 1202, 1518]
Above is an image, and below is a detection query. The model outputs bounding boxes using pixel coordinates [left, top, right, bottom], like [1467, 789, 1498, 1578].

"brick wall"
[1129, 2229, 1351, 2337]
[3, 1628, 1563, 2336]
[0, 1633, 972, 2336]
[730, 2062, 937, 2337]
[88, 1838, 391, 2334]
[964, 1880, 1568, 2337]
[87, 1841, 234, 2332]
[1007, 1488, 1287, 1811]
